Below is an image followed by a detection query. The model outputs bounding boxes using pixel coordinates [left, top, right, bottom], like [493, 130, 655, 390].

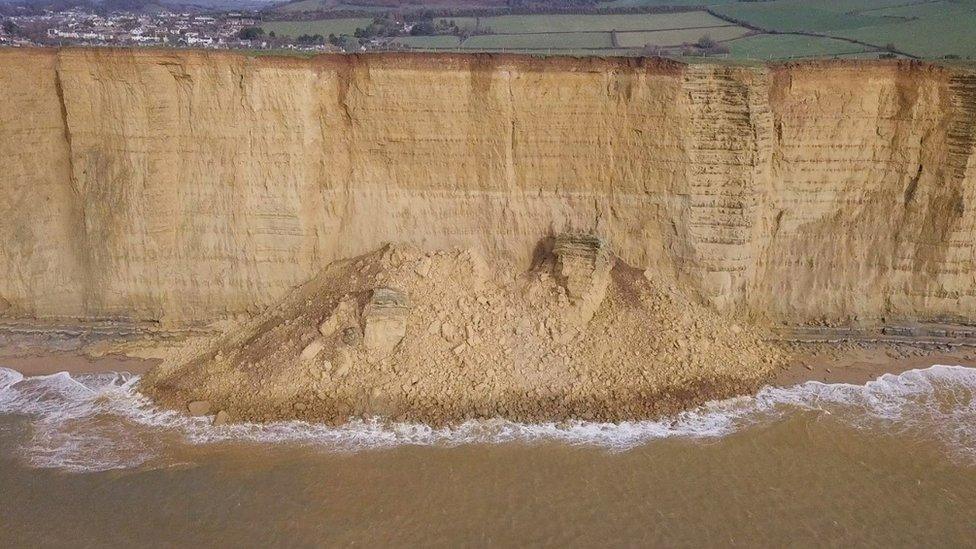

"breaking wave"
[0, 365, 974, 472]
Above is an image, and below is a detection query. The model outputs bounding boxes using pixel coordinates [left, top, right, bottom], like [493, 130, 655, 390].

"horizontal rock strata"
[1, 49, 975, 326]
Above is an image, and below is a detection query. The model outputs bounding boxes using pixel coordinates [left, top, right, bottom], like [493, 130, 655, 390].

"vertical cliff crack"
[506, 70, 518, 189]
[54, 63, 79, 198]
[904, 164, 923, 206]
[238, 72, 247, 110]
[54, 54, 96, 315]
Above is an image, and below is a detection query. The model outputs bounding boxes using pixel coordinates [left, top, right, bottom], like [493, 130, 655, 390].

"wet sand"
[774, 344, 976, 386]
[0, 352, 157, 376]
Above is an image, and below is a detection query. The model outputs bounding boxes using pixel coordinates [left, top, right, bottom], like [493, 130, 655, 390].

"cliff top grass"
[261, 1, 976, 61]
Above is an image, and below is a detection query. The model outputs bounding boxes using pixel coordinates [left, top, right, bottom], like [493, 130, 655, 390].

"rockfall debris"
[140, 236, 790, 425]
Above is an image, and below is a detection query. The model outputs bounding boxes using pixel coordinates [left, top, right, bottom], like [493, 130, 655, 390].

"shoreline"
[4, 336, 975, 394]
[773, 343, 976, 387]
[0, 351, 157, 377]
[4, 314, 976, 422]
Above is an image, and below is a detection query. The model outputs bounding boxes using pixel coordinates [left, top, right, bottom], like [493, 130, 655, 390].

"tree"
[238, 26, 265, 41]
[2, 19, 18, 35]
[696, 34, 717, 50]
[410, 20, 436, 36]
[296, 34, 325, 45]
[339, 35, 360, 52]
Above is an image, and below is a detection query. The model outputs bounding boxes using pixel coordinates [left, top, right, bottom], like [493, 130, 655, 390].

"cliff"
[2, 48, 975, 325]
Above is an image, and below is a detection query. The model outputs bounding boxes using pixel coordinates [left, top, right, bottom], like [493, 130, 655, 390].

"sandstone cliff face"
[1, 49, 974, 324]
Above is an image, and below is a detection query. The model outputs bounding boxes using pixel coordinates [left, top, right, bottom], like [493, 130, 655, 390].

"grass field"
[425, 11, 749, 53]
[725, 34, 872, 59]
[461, 32, 614, 50]
[390, 35, 462, 48]
[831, 1, 976, 58]
[709, 2, 893, 33]
[261, 18, 373, 38]
[712, 0, 976, 58]
[615, 25, 750, 48]
[263, 1, 976, 60]
[440, 12, 732, 33]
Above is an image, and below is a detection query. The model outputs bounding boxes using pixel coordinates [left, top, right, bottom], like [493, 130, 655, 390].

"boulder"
[213, 410, 231, 426]
[300, 339, 325, 362]
[341, 326, 363, 345]
[552, 233, 613, 324]
[187, 400, 211, 416]
[363, 287, 410, 356]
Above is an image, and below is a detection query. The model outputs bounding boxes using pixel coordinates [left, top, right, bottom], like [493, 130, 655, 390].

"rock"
[553, 233, 613, 325]
[335, 350, 352, 377]
[300, 339, 325, 362]
[363, 287, 410, 356]
[318, 317, 338, 337]
[341, 326, 362, 345]
[294, 402, 307, 411]
[415, 257, 432, 277]
[187, 400, 211, 416]
[213, 410, 231, 426]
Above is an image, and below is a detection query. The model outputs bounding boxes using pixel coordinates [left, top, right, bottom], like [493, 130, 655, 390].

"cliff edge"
[2, 49, 975, 326]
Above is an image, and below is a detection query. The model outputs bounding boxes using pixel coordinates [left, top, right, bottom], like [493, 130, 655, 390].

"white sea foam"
[0, 365, 974, 472]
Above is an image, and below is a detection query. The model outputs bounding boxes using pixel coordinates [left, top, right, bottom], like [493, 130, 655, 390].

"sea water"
[1, 365, 975, 545]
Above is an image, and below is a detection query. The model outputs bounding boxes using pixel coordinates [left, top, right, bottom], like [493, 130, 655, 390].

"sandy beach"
[774, 344, 976, 386]
[0, 351, 157, 377]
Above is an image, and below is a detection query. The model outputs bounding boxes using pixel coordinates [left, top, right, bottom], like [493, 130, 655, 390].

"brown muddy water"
[1, 365, 975, 547]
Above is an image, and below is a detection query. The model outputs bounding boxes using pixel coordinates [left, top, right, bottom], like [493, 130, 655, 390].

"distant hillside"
[272, 0, 604, 15]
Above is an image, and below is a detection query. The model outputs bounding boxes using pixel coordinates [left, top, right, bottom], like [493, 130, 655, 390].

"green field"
[390, 35, 462, 48]
[441, 11, 731, 33]
[712, 0, 976, 58]
[710, 2, 892, 33]
[831, 1, 976, 58]
[461, 32, 614, 50]
[261, 18, 373, 38]
[615, 25, 750, 48]
[725, 34, 872, 59]
[264, 1, 976, 60]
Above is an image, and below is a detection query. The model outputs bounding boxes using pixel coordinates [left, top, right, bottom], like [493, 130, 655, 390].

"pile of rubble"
[141, 234, 790, 425]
